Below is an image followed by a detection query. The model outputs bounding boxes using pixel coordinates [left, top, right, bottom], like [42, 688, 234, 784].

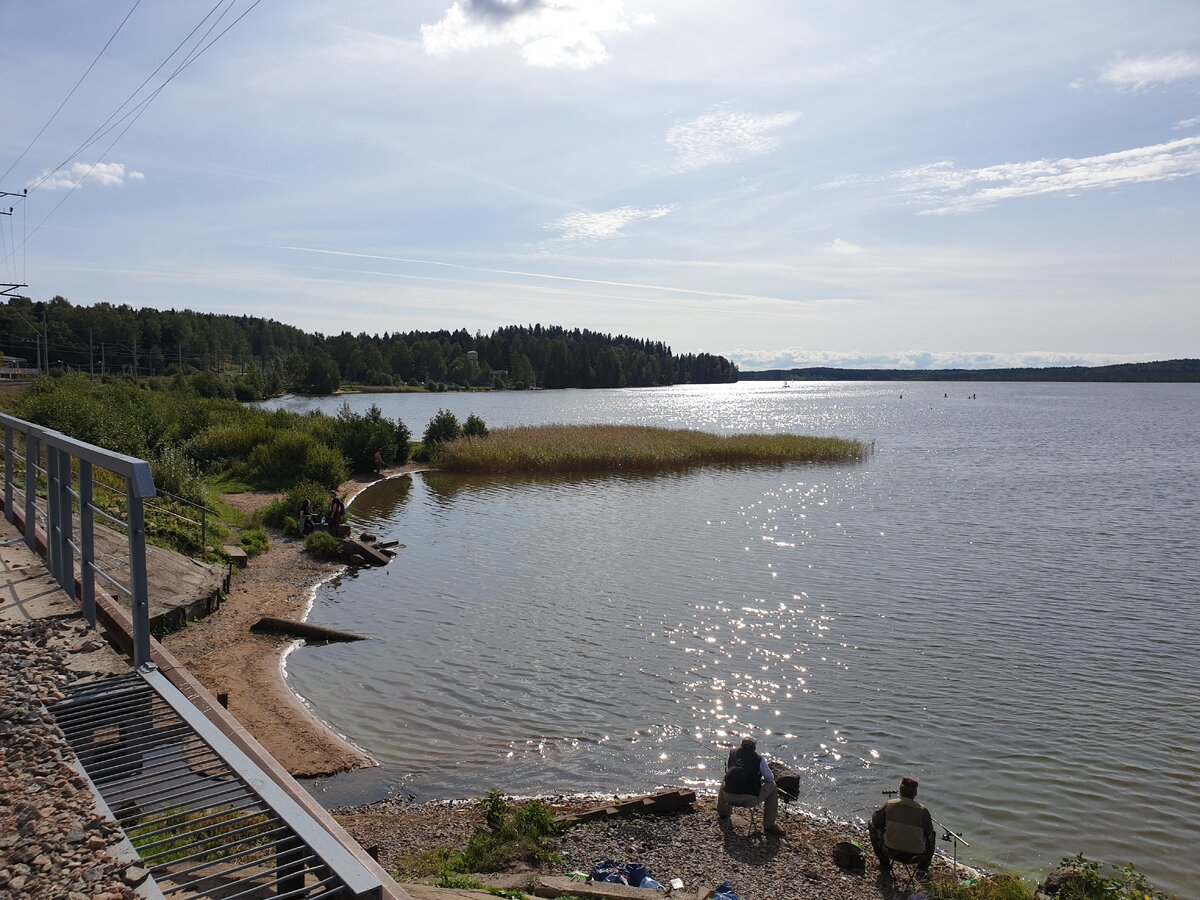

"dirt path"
[162, 465, 425, 778]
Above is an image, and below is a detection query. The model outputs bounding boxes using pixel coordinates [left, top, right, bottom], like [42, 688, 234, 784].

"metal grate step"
[49, 670, 382, 899]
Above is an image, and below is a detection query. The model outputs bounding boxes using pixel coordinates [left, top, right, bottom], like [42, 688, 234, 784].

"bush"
[463, 414, 489, 438]
[448, 791, 561, 874]
[423, 409, 461, 450]
[928, 872, 1032, 900]
[257, 481, 332, 533]
[190, 371, 235, 399]
[238, 528, 270, 558]
[303, 530, 345, 560]
[336, 402, 398, 473]
[395, 419, 412, 464]
[301, 442, 349, 488]
[1050, 855, 1169, 900]
[152, 444, 210, 507]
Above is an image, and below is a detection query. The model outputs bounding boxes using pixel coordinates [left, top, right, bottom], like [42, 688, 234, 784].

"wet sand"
[162, 466, 424, 778]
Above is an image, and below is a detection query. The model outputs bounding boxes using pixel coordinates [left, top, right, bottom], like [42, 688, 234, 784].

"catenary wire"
[3, 0, 266, 270]
[0, 0, 145, 184]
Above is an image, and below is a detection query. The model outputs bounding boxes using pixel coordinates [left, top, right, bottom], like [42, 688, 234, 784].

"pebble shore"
[336, 795, 974, 900]
[0, 620, 144, 900]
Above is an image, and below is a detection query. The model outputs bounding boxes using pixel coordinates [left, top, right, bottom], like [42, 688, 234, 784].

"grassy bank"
[433, 424, 867, 474]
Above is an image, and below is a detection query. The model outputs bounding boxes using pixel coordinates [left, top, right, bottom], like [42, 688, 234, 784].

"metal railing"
[1, 413, 155, 666]
[146, 487, 215, 554]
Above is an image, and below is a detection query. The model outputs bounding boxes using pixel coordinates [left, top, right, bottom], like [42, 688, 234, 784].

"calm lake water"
[265, 383, 1199, 894]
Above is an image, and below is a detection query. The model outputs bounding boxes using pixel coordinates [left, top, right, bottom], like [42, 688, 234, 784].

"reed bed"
[433, 424, 866, 474]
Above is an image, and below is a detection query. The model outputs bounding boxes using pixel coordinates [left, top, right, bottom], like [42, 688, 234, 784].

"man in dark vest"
[869, 776, 936, 876]
[716, 736, 784, 835]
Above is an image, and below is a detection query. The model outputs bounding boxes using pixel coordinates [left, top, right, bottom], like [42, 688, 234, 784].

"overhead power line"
[0, 0, 145, 184]
[1, 0, 266, 270]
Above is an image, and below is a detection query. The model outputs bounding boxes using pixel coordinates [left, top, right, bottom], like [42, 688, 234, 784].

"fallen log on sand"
[250, 616, 366, 642]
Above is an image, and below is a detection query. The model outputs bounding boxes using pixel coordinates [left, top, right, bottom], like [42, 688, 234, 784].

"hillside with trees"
[0, 296, 737, 397]
[738, 359, 1200, 383]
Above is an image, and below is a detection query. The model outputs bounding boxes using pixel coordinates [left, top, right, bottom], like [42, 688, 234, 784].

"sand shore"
[162, 466, 425, 778]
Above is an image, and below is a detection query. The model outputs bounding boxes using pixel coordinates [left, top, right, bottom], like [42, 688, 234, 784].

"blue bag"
[712, 881, 738, 900]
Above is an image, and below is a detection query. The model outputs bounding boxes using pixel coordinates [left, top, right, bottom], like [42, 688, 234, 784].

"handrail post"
[3, 425, 12, 522]
[23, 435, 37, 551]
[57, 448, 74, 597]
[201, 506, 207, 553]
[79, 461, 96, 625]
[127, 480, 151, 667]
[47, 445, 60, 584]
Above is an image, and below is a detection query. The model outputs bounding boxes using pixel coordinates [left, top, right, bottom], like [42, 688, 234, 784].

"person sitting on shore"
[869, 776, 936, 877]
[297, 499, 315, 536]
[717, 736, 785, 836]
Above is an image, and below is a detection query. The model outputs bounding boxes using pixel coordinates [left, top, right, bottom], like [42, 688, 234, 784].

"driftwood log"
[250, 616, 366, 642]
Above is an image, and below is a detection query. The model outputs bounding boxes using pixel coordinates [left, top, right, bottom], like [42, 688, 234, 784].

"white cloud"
[420, 0, 654, 69]
[827, 238, 863, 256]
[838, 137, 1200, 214]
[1176, 115, 1200, 130]
[36, 162, 144, 191]
[546, 205, 671, 240]
[666, 103, 801, 172]
[1100, 53, 1200, 91]
[728, 348, 1164, 371]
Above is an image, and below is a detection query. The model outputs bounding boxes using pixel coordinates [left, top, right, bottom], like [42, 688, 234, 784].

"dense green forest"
[738, 359, 1200, 383]
[0, 296, 737, 397]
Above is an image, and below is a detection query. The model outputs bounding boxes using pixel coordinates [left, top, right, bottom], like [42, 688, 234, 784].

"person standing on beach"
[717, 736, 785, 835]
[327, 490, 345, 535]
[869, 776, 936, 876]
[374, 449, 384, 477]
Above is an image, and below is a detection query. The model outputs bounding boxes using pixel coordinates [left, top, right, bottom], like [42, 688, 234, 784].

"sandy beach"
[161, 466, 425, 778]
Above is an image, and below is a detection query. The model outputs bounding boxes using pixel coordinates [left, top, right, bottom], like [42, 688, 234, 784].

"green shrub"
[302, 441, 349, 487]
[303, 530, 345, 560]
[152, 444, 210, 507]
[190, 420, 275, 465]
[463, 414, 489, 438]
[448, 792, 561, 874]
[189, 371, 235, 399]
[238, 528, 270, 558]
[1051, 855, 1170, 900]
[336, 402, 399, 473]
[423, 409, 461, 451]
[395, 419, 412, 464]
[928, 872, 1033, 900]
[257, 481, 331, 532]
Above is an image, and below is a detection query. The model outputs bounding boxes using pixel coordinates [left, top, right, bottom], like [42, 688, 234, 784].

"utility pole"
[0, 190, 29, 302]
[89, 328, 94, 378]
[101, 342, 106, 375]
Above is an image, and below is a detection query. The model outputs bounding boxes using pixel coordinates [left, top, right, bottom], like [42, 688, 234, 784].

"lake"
[264, 382, 1199, 894]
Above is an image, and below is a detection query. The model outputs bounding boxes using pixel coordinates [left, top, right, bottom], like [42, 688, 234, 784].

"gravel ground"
[0, 619, 144, 900]
[335, 795, 975, 900]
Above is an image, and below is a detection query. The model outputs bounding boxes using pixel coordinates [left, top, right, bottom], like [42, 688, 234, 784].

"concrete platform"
[7, 509, 228, 630]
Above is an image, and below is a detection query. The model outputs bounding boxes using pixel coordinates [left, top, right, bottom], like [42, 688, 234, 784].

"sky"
[1, 0, 1198, 370]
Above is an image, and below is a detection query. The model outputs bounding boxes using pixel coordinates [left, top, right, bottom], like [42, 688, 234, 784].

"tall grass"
[433, 424, 866, 474]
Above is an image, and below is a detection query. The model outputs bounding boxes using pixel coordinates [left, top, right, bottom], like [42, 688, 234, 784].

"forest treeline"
[738, 359, 1200, 383]
[0, 296, 737, 397]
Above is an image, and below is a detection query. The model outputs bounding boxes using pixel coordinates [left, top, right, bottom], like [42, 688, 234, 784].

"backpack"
[723, 748, 762, 795]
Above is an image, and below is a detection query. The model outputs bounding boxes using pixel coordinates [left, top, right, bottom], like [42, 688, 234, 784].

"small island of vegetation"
[431, 423, 867, 474]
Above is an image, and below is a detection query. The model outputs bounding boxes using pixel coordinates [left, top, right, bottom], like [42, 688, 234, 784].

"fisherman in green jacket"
[869, 776, 936, 876]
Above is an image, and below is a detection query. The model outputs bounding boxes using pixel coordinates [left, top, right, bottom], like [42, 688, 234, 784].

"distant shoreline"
[738, 358, 1200, 383]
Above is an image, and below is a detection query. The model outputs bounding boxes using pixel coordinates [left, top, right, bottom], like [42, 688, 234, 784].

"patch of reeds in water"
[433, 424, 866, 474]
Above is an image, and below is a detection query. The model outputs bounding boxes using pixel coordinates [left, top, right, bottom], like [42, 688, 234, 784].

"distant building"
[466, 351, 478, 362]
[0, 356, 38, 378]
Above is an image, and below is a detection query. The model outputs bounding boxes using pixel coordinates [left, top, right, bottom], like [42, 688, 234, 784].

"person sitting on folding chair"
[717, 736, 785, 836]
[869, 776, 936, 877]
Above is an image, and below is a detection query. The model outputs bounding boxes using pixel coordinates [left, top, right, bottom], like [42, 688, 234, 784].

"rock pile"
[0, 620, 142, 899]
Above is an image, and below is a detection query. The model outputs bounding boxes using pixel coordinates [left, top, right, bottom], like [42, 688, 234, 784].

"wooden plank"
[536, 877, 658, 899]
[341, 538, 391, 566]
[554, 789, 696, 825]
